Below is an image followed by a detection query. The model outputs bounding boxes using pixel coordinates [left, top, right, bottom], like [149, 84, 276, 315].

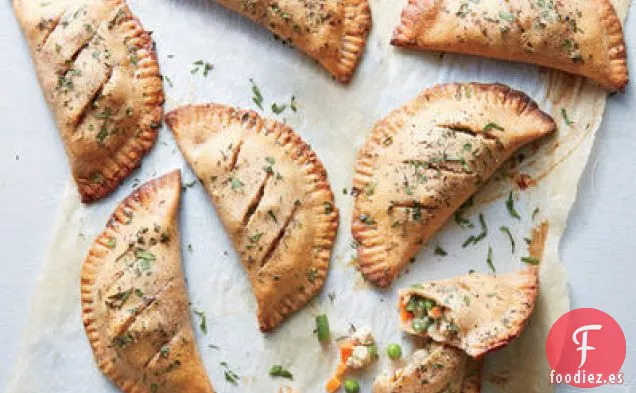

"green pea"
[315, 314, 330, 343]
[387, 343, 402, 359]
[412, 317, 433, 333]
[343, 378, 360, 393]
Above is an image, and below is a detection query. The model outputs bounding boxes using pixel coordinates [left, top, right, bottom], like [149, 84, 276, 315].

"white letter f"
[572, 324, 602, 368]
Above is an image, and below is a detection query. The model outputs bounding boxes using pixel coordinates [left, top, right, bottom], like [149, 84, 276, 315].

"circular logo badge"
[546, 308, 626, 388]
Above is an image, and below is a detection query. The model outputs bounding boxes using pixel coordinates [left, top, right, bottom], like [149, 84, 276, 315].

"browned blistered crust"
[166, 105, 339, 332]
[399, 268, 539, 358]
[213, 0, 371, 82]
[81, 171, 215, 393]
[13, 0, 164, 202]
[352, 83, 556, 288]
[391, 0, 628, 90]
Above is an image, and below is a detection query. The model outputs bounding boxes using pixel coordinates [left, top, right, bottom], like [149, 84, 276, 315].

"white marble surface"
[0, 2, 634, 391]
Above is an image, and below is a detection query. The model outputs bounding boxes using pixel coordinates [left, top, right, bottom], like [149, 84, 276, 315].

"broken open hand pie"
[352, 83, 555, 287]
[14, 0, 163, 202]
[373, 342, 480, 393]
[81, 171, 215, 393]
[212, 0, 371, 82]
[391, 0, 628, 90]
[398, 268, 538, 358]
[166, 104, 339, 332]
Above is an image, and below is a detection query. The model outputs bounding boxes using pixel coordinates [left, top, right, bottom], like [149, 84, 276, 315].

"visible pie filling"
[401, 294, 459, 341]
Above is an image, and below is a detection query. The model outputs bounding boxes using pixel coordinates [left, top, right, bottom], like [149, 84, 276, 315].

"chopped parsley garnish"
[359, 214, 376, 225]
[106, 237, 116, 248]
[499, 226, 515, 253]
[250, 79, 264, 110]
[290, 96, 297, 112]
[486, 246, 496, 273]
[135, 249, 156, 261]
[462, 213, 487, 247]
[307, 268, 318, 283]
[434, 245, 447, 256]
[221, 362, 239, 385]
[532, 207, 540, 220]
[506, 192, 521, 220]
[561, 108, 574, 126]
[106, 288, 133, 307]
[163, 75, 173, 88]
[521, 256, 540, 265]
[248, 232, 264, 243]
[267, 209, 278, 223]
[483, 122, 505, 132]
[499, 11, 515, 21]
[160, 345, 170, 358]
[230, 177, 244, 190]
[271, 103, 287, 114]
[454, 198, 474, 228]
[193, 309, 207, 334]
[324, 202, 334, 214]
[191, 60, 213, 77]
[269, 365, 293, 380]
[364, 181, 376, 196]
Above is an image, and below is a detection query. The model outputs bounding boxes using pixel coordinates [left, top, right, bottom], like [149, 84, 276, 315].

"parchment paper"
[5, 0, 631, 392]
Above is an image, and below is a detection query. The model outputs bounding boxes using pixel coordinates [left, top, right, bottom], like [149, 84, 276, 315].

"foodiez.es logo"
[546, 308, 626, 388]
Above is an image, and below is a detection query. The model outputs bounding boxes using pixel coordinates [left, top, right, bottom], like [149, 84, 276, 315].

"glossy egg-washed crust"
[81, 171, 215, 393]
[352, 83, 556, 287]
[392, 0, 628, 90]
[165, 105, 339, 332]
[399, 268, 539, 358]
[373, 343, 481, 393]
[214, 0, 371, 82]
[13, 0, 164, 202]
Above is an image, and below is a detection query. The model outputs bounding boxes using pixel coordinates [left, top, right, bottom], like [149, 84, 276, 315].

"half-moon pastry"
[352, 83, 555, 287]
[391, 0, 628, 90]
[398, 268, 538, 358]
[213, 0, 371, 82]
[14, 0, 164, 202]
[166, 104, 339, 332]
[81, 170, 215, 393]
[373, 342, 480, 393]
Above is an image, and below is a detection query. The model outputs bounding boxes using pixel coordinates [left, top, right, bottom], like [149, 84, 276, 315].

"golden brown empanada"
[398, 268, 538, 358]
[81, 170, 215, 393]
[352, 83, 555, 287]
[391, 0, 628, 90]
[166, 105, 339, 332]
[213, 0, 371, 82]
[373, 342, 480, 393]
[14, 0, 164, 202]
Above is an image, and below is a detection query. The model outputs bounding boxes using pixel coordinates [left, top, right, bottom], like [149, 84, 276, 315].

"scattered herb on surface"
[462, 213, 488, 247]
[486, 246, 496, 273]
[483, 122, 505, 133]
[271, 103, 287, 114]
[193, 309, 207, 334]
[250, 79, 264, 110]
[269, 365, 293, 380]
[561, 108, 574, 126]
[499, 226, 515, 253]
[434, 245, 448, 256]
[522, 256, 540, 265]
[506, 192, 521, 220]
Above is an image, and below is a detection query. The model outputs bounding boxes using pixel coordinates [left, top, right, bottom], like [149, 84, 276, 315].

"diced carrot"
[400, 301, 413, 322]
[429, 306, 442, 319]
[335, 363, 347, 377]
[326, 376, 341, 393]
[339, 342, 354, 363]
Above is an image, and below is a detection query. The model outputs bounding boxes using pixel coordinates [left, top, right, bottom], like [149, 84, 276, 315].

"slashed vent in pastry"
[352, 83, 555, 287]
[213, 0, 371, 82]
[14, 0, 163, 202]
[391, 0, 628, 90]
[81, 170, 214, 393]
[166, 104, 339, 332]
[398, 268, 538, 358]
[373, 342, 480, 393]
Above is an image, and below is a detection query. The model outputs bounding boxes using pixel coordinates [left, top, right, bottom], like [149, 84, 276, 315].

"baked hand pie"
[373, 342, 480, 393]
[212, 0, 371, 82]
[398, 268, 538, 358]
[391, 0, 628, 90]
[14, 0, 164, 202]
[81, 170, 215, 393]
[166, 104, 339, 332]
[352, 83, 555, 287]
